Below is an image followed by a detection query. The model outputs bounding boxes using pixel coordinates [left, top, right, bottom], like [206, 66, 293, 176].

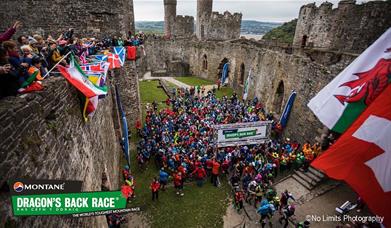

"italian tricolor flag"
[308, 28, 391, 133]
[58, 55, 107, 98]
[58, 55, 108, 121]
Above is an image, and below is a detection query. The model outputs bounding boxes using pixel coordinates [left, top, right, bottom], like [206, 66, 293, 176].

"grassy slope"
[262, 19, 298, 44]
[175, 77, 215, 86]
[128, 80, 231, 228]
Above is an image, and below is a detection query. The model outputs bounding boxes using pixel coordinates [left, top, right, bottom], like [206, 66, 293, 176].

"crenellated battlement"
[210, 11, 242, 22]
[293, 0, 391, 52]
[196, 0, 242, 40]
[204, 10, 242, 40]
[175, 15, 195, 37]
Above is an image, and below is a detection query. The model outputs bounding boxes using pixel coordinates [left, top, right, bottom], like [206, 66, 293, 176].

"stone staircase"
[291, 166, 325, 190]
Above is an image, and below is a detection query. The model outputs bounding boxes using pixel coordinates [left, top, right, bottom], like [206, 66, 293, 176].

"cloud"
[133, 0, 374, 22]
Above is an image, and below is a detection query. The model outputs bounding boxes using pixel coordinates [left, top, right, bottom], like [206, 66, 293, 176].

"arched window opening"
[273, 81, 285, 114]
[202, 54, 208, 70]
[239, 63, 245, 85]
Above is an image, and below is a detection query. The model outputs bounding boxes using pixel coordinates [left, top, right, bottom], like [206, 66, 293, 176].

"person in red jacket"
[135, 119, 142, 135]
[235, 188, 245, 212]
[191, 165, 207, 187]
[211, 159, 221, 187]
[206, 158, 213, 176]
[174, 172, 184, 196]
[150, 177, 161, 201]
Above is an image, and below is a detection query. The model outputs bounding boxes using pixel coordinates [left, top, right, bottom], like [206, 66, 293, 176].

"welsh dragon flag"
[308, 28, 391, 133]
[312, 84, 391, 226]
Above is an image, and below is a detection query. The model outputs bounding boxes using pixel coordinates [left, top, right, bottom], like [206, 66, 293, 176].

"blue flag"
[221, 63, 229, 84]
[114, 46, 126, 66]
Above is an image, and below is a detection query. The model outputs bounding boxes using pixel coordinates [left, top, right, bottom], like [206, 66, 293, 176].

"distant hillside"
[135, 20, 282, 35]
[135, 21, 164, 34]
[240, 20, 281, 35]
[262, 19, 297, 44]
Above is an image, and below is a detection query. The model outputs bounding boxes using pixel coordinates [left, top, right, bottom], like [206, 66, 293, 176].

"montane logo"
[13, 182, 24, 192]
[23, 183, 65, 191]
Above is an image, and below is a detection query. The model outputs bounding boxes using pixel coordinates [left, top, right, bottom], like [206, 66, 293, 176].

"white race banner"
[213, 121, 272, 147]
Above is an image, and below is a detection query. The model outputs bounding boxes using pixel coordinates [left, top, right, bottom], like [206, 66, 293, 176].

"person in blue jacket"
[257, 199, 275, 228]
[159, 168, 169, 191]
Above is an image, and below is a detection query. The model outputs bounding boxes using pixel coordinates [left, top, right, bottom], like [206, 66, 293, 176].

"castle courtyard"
[0, 0, 390, 227]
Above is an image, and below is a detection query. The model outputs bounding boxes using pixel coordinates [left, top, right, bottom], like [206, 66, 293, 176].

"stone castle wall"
[197, 11, 242, 40]
[175, 16, 195, 38]
[293, 0, 391, 53]
[0, 66, 140, 227]
[0, 0, 135, 38]
[141, 37, 358, 142]
[205, 11, 242, 40]
[116, 62, 142, 128]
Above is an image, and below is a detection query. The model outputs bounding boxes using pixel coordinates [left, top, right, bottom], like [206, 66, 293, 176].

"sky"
[133, 0, 370, 23]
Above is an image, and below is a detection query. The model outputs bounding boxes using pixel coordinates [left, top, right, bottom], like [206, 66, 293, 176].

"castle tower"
[196, 0, 213, 39]
[164, 0, 177, 37]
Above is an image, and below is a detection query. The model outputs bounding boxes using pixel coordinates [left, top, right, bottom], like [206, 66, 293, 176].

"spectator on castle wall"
[32, 35, 45, 55]
[62, 28, 74, 41]
[17, 35, 29, 48]
[112, 36, 119, 46]
[74, 38, 84, 56]
[28, 38, 39, 55]
[0, 21, 22, 43]
[117, 37, 124, 46]
[20, 45, 34, 65]
[28, 56, 44, 81]
[0, 47, 19, 98]
[3, 41, 30, 85]
[47, 40, 65, 69]
[57, 39, 66, 55]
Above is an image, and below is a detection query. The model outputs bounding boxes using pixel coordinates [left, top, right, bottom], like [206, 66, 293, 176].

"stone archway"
[239, 63, 245, 85]
[273, 81, 284, 114]
[217, 58, 229, 81]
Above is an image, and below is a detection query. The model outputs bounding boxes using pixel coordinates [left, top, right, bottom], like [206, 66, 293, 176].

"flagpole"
[42, 51, 72, 79]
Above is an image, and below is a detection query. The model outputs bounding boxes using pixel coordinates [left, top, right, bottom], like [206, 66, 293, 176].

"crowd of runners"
[132, 86, 322, 227]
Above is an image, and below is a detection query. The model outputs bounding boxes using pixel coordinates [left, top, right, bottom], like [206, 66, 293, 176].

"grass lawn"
[126, 80, 232, 228]
[175, 76, 215, 86]
[139, 80, 168, 104]
[139, 80, 169, 121]
[215, 86, 243, 100]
